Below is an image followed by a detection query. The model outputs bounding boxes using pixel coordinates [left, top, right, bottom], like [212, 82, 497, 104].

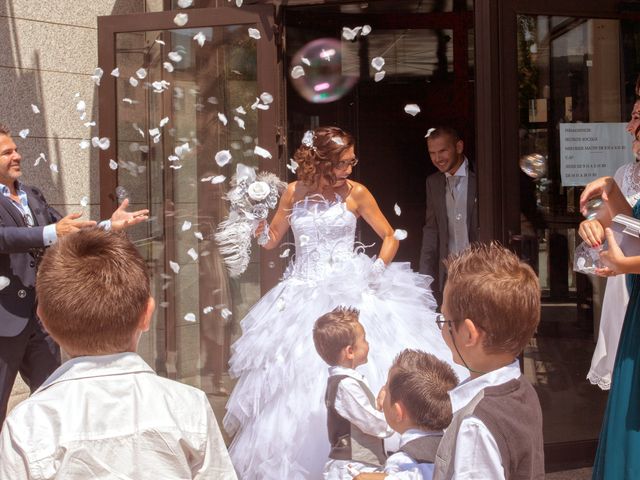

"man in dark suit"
[0, 125, 148, 425]
[419, 126, 478, 306]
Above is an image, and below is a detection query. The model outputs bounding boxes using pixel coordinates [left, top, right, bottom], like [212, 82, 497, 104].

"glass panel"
[516, 15, 635, 445]
[115, 25, 260, 405]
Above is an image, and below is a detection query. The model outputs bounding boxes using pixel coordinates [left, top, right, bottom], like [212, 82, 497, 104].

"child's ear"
[344, 344, 355, 360]
[463, 318, 482, 347]
[392, 401, 405, 423]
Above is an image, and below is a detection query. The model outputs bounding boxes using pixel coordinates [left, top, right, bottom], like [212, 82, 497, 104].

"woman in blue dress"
[578, 130, 640, 479]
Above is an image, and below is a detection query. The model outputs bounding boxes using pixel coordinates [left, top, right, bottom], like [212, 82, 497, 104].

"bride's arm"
[257, 182, 295, 250]
[353, 183, 399, 264]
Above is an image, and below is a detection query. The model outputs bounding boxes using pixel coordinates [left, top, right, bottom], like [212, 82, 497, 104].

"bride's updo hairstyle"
[293, 126, 355, 186]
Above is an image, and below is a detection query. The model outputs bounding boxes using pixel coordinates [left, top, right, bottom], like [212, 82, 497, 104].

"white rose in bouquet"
[247, 181, 270, 201]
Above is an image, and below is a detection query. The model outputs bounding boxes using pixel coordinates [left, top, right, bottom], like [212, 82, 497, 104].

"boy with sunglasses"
[433, 243, 544, 480]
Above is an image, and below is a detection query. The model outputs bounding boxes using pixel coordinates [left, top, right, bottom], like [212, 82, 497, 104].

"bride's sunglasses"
[334, 158, 359, 170]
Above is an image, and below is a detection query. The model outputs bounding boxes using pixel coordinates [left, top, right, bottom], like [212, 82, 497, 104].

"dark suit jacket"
[0, 185, 61, 337]
[419, 164, 479, 299]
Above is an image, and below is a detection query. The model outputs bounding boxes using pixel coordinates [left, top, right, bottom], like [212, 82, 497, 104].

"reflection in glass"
[115, 26, 260, 401]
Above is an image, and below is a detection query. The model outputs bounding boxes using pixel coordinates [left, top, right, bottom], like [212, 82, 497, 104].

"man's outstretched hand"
[110, 198, 149, 231]
[55, 213, 97, 237]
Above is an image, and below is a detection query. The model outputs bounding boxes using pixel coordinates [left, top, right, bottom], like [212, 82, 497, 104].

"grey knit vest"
[325, 374, 386, 466]
[399, 434, 442, 464]
[433, 377, 544, 480]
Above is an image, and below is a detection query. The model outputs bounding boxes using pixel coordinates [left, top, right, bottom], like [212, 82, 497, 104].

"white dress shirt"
[444, 157, 470, 255]
[384, 428, 440, 480]
[323, 366, 394, 480]
[0, 352, 237, 480]
[447, 359, 521, 480]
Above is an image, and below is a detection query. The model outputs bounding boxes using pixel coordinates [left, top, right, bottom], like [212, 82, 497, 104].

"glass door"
[97, 6, 279, 416]
[497, 3, 640, 469]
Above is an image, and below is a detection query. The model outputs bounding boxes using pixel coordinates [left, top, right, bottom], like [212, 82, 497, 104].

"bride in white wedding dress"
[223, 126, 466, 479]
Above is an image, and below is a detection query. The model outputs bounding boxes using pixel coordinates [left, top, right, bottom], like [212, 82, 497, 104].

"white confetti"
[151, 80, 170, 93]
[178, 0, 193, 7]
[215, 150, 232, 167]
[371, 56, 385, 71]
[163, 61, 175, 72]
[425, 128, 436, 138]
[404, 104, 421, 116]
[207, 96, 218, 104]
[184, 312, 196, 322]
[235, 106, 247, 115]
[175, 142, 190, 157]
[84, 121, 96, 127]
[50, 164, 58, 173]
[362, 25, 372, 36]
[260, 92, 274, 105]
[91, 67, 103, 86]
[159, 301, 169, 308]
[168, 51, 182, 63]
[374, 71, 386, 82]
[0, 276, 9, 291]
[218, 112, 228, 125]
[149, 128, 160, 137]
[79, 139, 90, 149]
[109, 159, 118, 170]
[203, 306, 214, 314]
[248, 28, 261, 39]
[331, 137, 344, 145]
[135, 68, 147, 79]
[279, 248, 290, 258]
[342, 26, 362, 41]
[276, 297, 286, 311]
[159, 117, 169, 127]
[122, 97, 134, 104]
[173, 13, 189, 27]
[18, 129, 29, 139]
[394, 229, 408, 240]
[211, 175, 226, 184]
[155, 39, 166, 46]
[129, 77, 139, 87]
[221, 307, 232, 320]
[169, 261, 180, 274]
[287, 158, 299, 173]
[394, 203, 401, 216]
[187, 248, 198, 261]
[169, 164, 182, 170]
[181, 220, 192, 231]
[110, 67, 120, 77]
[291, 66, 305, 79]
[194, 231, 204, 240]
[193, 31, 206, 47]
[92, 137, 110, 150]
[139, 145, 149, 153]
[31, 104, 40, 114]
[34, 152, 46, 166]
[253, 145, 272, 159]
[301, 57, 311, 66]
[233, 116, 246, 129]
[76, 100, 86, 112]
[80, 196, 89, 207]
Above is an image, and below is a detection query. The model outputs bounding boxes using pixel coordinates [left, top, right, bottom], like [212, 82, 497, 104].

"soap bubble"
[115, 186, 128, 199]
[289, 38, 359, 104]
[519, 153, 547, 179]
[583, 197, 604, 221]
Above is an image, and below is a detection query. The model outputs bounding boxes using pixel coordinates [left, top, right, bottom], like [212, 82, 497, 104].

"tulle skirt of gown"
[223, 254, 466, 479]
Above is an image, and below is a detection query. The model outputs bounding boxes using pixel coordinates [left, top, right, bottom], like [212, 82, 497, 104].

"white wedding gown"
[223, 196, 466, 479]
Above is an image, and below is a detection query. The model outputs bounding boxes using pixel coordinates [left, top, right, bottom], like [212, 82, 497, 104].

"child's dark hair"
[313, 306, 360, 365]
[388, 349, 458, 430]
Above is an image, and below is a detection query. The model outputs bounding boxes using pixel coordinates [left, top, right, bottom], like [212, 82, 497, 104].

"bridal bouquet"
[215, 163, 287, 277]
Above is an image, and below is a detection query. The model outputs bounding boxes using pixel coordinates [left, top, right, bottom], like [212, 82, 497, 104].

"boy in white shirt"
[313, 306, 394, 480]
[433, 243, 544, 480]
[0, 228, 237, 480]
[355, 349, 459, 480]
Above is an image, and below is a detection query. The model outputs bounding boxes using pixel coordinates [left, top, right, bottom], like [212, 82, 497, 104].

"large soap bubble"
[519, 153, 547, 179]
[289, 38, 359, 104]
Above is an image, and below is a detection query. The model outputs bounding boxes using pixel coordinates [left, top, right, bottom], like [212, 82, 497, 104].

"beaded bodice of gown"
[284, 196, 358, 281]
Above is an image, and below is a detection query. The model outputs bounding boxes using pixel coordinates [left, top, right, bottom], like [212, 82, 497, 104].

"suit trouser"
[0, 316, 60, 427]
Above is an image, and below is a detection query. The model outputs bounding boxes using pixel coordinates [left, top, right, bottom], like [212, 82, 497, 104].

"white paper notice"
[560, 123, 631, 187]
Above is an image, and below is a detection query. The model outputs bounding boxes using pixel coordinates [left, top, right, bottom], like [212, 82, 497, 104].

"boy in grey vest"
[313, 307, 394, 479]
[355, 349, 459, 480]
[433, 243, 544, 480]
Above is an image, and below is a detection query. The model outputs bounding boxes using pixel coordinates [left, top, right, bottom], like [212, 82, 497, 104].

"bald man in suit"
[419, 127, 479, 306]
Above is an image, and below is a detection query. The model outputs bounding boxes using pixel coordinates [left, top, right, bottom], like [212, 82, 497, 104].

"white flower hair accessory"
[301, 130, 316, 150]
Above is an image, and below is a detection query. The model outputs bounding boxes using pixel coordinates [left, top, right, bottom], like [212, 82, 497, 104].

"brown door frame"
[97, 6, 281, 371]
[474, 0, 632, 470]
